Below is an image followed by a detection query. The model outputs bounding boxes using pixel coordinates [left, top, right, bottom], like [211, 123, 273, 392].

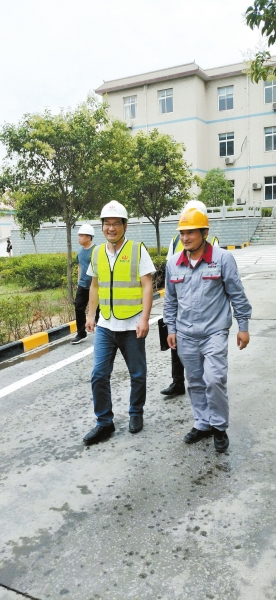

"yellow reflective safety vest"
[91, 241, 143, 320]
[172, 233, 219, 254]
[207, 235, 219, 246]
[172, 234, 184, 253]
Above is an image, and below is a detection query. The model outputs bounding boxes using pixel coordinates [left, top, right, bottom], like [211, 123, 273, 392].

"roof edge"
[95, 66, 208, 95]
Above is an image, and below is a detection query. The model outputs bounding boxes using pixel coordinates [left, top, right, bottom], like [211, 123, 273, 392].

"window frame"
[217, 85, 234, 112]
[264, 126, 276, 151]
[123, 95, 137, 121]
[264, 176, 276, 200]
[264, 80, 276, 104]
[158, 88, 173, 114]
[219, 132, 234, 157]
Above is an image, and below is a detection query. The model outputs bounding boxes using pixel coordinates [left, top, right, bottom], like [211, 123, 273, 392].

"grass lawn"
[0, 281, 66, 301]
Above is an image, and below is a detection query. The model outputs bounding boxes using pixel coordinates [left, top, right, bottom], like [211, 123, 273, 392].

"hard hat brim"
[176, 225, 209, 231]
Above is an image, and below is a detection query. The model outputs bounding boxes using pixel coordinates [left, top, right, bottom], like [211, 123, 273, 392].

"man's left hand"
[136, 317, 149, 338]
[237, 331, 250, 350]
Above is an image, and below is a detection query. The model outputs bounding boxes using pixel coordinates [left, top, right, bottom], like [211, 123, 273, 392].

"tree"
[10, 187, 56, 254]
[128, 129, 194, 254]
[245, 1, 276, 82]
[91, 119, 134, 204]
[0, 97, 113, 301]
[198, 169, 234, 207]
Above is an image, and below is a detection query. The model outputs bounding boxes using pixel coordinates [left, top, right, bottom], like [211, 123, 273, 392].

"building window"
[158, 88, 173, 114]
[218, 85, 234, 111]
[123, 95, 137, 120]
[264, 80, 276, 103]
[264, 126, 276, 151]
[219, 132, 234, 157]
[264, 176, 276, 200]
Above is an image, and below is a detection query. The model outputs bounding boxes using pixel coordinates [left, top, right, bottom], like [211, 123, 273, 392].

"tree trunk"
[155, 220, 161, 255]
[65, 220, 73, 303]
[31, 233, 38, 255]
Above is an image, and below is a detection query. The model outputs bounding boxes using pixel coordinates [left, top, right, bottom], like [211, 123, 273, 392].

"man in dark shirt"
[71, 224, 95, 344]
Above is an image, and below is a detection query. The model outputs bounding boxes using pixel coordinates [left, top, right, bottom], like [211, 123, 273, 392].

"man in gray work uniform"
[161, 200, 219, 397]
[163, 207, 252, 453]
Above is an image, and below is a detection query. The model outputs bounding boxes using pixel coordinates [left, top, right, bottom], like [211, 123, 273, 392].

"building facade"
[95, 59, 276, 207]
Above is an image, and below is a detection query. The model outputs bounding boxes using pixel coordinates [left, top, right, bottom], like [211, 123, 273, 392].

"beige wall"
[104, 70, 276, 206]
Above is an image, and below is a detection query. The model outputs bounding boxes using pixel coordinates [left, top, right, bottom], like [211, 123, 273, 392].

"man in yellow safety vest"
[83, 200, 156, 445]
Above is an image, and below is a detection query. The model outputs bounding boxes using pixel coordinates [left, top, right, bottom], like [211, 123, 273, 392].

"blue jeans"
[92, 326, 147, 426]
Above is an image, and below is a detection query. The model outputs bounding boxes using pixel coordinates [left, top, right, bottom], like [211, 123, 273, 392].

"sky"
[0, 0, 271, 129]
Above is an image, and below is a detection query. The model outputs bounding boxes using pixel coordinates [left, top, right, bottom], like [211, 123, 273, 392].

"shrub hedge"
[261, 208, 272, 217]
[152, 255, 167, 291]
[147, 247, 168, 257]
[0, 253, 78, 290]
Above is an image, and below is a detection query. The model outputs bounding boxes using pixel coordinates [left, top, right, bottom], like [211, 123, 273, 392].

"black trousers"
[171, 348, 185, 385]
[74, 286, 90, 336]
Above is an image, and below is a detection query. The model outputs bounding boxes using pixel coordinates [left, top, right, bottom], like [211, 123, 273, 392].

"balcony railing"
[206, 204, 261, 218]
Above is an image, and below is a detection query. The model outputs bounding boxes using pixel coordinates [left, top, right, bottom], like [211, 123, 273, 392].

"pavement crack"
[0, 583, 42, 600]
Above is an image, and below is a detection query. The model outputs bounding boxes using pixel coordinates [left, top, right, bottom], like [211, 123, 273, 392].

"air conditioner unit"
[252, 183, 262, 190]
[225, 156, 234, 165]
[273, 103, 276, 111]
[237, 198, 246, 205]
[126, 120, 133, 129]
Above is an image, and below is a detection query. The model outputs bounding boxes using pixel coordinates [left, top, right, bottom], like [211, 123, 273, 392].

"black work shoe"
[129, 415, 143, 434]
[184, 427, 213, 444]
[71, 333, 87, 344]
[83, 423, 115, 445]
[213, 428, 229, 453]
[160, 382, 186, 396]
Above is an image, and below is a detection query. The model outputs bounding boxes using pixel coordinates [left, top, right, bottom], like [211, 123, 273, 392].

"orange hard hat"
[176, 207, 209, 230]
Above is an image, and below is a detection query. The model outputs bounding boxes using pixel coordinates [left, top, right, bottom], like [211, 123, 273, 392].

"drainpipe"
[247, 75, 250, 206]
[144, 85, 148, 134]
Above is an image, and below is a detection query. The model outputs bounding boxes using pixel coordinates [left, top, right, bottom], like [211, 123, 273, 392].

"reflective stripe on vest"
[207, 235, 219, 246]
[91, 241, 143, 320]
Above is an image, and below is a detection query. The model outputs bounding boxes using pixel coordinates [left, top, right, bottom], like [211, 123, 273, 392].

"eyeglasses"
[103, 221, 124, 227]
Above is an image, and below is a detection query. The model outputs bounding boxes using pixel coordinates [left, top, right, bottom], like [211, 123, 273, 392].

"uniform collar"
[176, 241, 213, 267]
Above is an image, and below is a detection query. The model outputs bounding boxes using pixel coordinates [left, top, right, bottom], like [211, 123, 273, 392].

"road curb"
[153, 289, 164, 300]
[222, 242, 250, 250]
[0, 321, 77, 363]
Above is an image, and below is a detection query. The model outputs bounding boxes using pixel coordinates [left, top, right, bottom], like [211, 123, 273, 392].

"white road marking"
[0, 316, 163, 399]
[241, 274, 256, 280]
[231, 246, 276, 270]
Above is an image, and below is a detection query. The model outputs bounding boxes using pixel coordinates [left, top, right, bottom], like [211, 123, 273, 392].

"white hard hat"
[100, 200, 128, 220]
[78, 224, 95, 236]
[183, 200, 207, 215]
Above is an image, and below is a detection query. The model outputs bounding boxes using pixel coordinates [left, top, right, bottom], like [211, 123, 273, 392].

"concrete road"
[0, 246, 276, 600]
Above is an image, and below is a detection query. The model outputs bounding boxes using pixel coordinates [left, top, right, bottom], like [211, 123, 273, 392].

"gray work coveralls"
[163, 242, 252, 431]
